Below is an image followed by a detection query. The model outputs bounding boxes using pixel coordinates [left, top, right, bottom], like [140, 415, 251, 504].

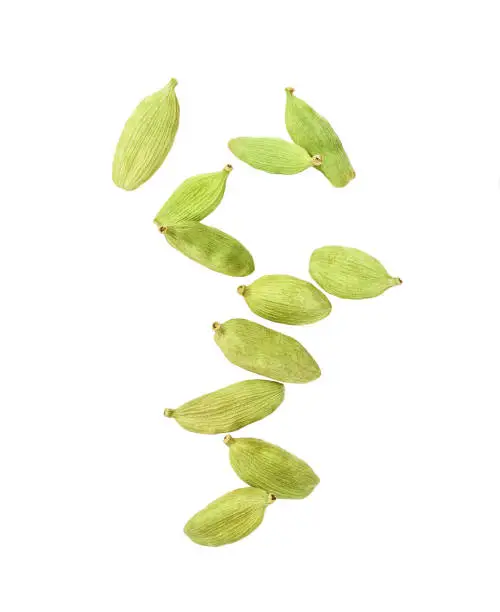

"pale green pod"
[164, 379, 285, 434]
[238, 274, 331, 325]
[112, 79, 180, 190]
[154, 165, 233, 227]
[317, 151, 356, 189]
[285, 87, 355, 188]
[213, 318, 321, 384]
[160, 222, 254, 277]
[285, 87, 341, 154]
[224, 435, 320, 500]
[228, 137, 321, 175]
[310, 246, 402, 299]
[184, 487, 275, 547]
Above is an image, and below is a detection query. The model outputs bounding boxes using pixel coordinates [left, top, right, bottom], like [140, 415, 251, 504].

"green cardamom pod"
[112, 78, 180, 191]
[184, 487, 275, 547]
[160, 222, 254, 277]
[164, 379, 285, 434]
[285, 87, 355, 187]
[212, 318, 321, 383]
[310, 246, 402, 299]
[317, 151, 356, 188]
[238, 274, 331, 325]
[228, 137, 322, 175]
[285, 87, 341, 154]
[154, 165, 233, 226]
[224, 435, 320, 499]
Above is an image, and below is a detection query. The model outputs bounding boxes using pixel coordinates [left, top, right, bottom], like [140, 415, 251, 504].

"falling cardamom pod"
[154, 165, 233, 227]
[228, 137, 322, 175]
[310, 246, 402, 299]
[164, 379, 285, 434]
[224, 435, 320, 499]
[285, 87, 355, 187]
[159, 222, 254, 277]
[212, 318, 321, 383]
[184, 487, 275, 547]
[238, 274, 331, 325]
[317, 151, 356, 188]
[112, 78, 180, 191]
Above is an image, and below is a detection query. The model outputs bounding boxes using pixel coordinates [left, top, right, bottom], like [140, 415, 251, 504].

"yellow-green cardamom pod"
[160, 222, 254, 277]
[154, 165, 233, 226]
[310, 246, 402, 299]
[184, 487, 275, 547]
[164, 379, 285, 434]
[224, 435, 320, 499]
[212, 318, 321, 383]
[112, 78, 180, 191]
[285, 87, 355, 187]
[228, 137, 322, 175]
[238, 274, 331, 325]
[317, 151, 356, 188]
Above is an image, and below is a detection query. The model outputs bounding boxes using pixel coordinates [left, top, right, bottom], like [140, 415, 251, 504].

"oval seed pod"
[285, 87, 341, 154]
[154, 165, 233, 227]
[160, 222, 254, 277]
[310, 246, 402, 299]
[285, 87, 355, 188]
[213, 318, 321, 383]
[228, 137, 321, 175]
[184, 487, 275, 547]
[164, 379, 285, 434]
[238, 274, 332, 325]
[224, 435, 320, 499]
[112, 79, 180, 190]
[317, 151, 356, 189]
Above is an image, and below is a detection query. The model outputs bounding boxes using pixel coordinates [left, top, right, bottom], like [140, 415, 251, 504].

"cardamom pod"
[285, 87, 355, 187]
[228, 137, 322, 175]
[238, 274, 331, 325]
[164, 379, 285, 434]
[184, 487, 275, 547]
[160, 222, 254, 277]
[310, 246, 402, 299]
[317, 151, 356, 188]
[224, 435, 320, 499]
[154, 165, 233, 227]
[212, 318, 321, 383]
[112, 79, 180, 191]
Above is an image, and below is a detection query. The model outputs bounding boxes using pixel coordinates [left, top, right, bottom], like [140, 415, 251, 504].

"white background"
[1, 1, 499, 610]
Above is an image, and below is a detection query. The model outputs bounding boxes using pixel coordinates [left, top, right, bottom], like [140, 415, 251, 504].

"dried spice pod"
[316, 151, 356, 188]
[212, 318, 321, 383]
[285, 87, 354, 187]
[112, 78, 180, 190]
[310, 246, 402, 299]
[164, 379, 285, 434]
[160, 222, 254, 277]
[154, 165, 233, 226]
[184, 487, 275, 547]
[228, 137, 322, 175]
[238, 274, 331, 325]
[224, 435, 320, 499]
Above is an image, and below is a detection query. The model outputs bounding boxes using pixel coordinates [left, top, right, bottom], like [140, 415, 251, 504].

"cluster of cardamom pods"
[112, 79, 402, 546]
